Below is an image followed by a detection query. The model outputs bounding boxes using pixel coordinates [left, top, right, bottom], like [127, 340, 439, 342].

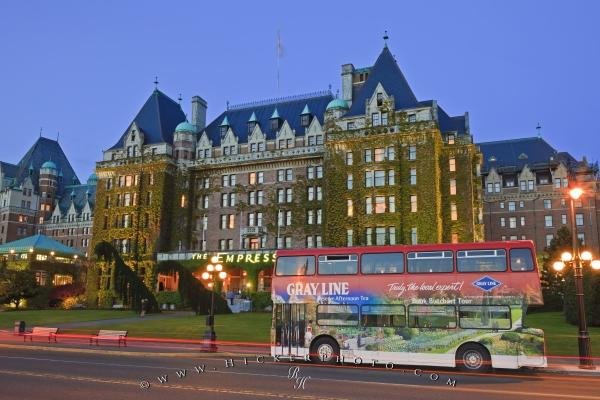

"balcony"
[241, 226, 267, 237]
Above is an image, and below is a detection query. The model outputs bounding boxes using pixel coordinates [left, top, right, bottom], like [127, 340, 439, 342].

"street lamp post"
[201, 256, 227, 352]
[552, 187, 600, 369]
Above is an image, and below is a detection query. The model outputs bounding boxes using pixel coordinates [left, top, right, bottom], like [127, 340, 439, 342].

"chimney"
[191, 96, 207, 131]
[341, 63, 355, 107]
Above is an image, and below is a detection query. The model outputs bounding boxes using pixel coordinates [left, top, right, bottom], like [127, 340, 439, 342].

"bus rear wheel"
[311, 337, 339, 364]
[456, 344, 491, 372]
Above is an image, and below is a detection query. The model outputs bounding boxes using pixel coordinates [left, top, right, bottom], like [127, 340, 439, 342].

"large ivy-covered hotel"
[86, 43, 598, 300]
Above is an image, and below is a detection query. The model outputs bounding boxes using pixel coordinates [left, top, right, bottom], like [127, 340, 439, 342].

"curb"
[523, 366, 600, 377]
[0, 342, 251, 359]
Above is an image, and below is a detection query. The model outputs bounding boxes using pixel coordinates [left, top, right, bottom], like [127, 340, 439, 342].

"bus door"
[275, 304, 306, 357]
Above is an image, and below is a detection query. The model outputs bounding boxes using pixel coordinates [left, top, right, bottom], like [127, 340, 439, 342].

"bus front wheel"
[311, 337, 339, 364]
[456, 343, 491, 372]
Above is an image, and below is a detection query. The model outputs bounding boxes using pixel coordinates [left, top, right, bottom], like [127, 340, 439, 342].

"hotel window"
[306, 236, 314, 248]
[388, 196, 396, 213]
[374, 148, 385, 162]
[410, 168, 417, 185]
[307, 166, 315, 180]
[554, 178, 561, 188]
[388, 170, 395, 185]
[315, 166, 323, 178]
[346, 229, 353, 247]
[316, 209, 322, 224]
[448, 134, 455, 144]
[519, 201, 524, 208]
[347, 200, 353, 217]
[365, 198, 373, 214]
[286, 188, 293, 202]
[307, 210, 314, 225]
[528, 180, 534, 191]
[366, 228, 373, 246]
[494, 183, 501, 193]
[449, 179, 456, 195]
[520, 216, 526, 226]
[408, 114, 416, 123]
[307, 187, 315, 201]
[375, 227, 386, 245]
[509, 217, 517, 229]
[386, 146, 395, 161]
[376, 92, 383, 106]
[410, 195, 417, 212]
[347, 174, 353, 190]
[374, 170, 385, 187]
[125, 175, 133, 187]
[560, 198, 566, 207]
[451, 203, 458, 221]
[381, 113, 388, 125]
[449, 158, 456, 172]
[277, 189, 285, 203]
[545, 234, 554, 247]
[285, 237, 292, 248]
[411, 228, 418, 245]
[364, 149, 372, 163]
[561, 214, 567, 225]
[562, 178, 568, 188]
[543, 199, 552, 209]
[520, 180, 527, 191]
[375, 196, 386, 214]
[257, 190, 264, 204]
[372, 113, 381, 126]
[316, 186, 322, 201]
[346, 152, 353, 165]
[487, 183, 493, 193]
[408, 146, 416, 160]
[577, 233, 585, 245]
[365, 171, 374, 187]
[545, 215, 553, 227]
[347, 122, 355, 130]
[500, 217, 506, 227]
[576, 213, 584, 226]
[508, 201, 516, 212]
[451, 233, 459, 243]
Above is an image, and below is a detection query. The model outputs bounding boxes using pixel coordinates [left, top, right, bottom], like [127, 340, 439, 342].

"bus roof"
[275, 240, 536, 257]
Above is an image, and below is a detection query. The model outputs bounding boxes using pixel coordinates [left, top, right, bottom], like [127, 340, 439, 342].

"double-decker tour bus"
[271, 241, 546, 372]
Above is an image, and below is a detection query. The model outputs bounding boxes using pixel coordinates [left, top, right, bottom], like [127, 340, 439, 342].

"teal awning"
[0, 234, 84, 258]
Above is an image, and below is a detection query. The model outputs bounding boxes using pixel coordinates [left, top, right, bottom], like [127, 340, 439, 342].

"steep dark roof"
[3, 137, 80, 193]
[346, 46, 418, 117]
[478, 137, 568, 173]
[437, 105, 467, 136]
[56, 183, 96, 216]
[109, 90, 187, 150]
[204, 92, 333, 146]
[0, 161, 18, 180]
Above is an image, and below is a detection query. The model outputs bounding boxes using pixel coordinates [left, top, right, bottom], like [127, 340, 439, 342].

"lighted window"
[375, 196, 386, 214]
[410, 195, 417, 212]
[449, 179, 456, 195]
[449, 158, 456, 172]
[374, 148, 385, 162]
[451, 203, 458, 221]
[347, 200, 353, 217]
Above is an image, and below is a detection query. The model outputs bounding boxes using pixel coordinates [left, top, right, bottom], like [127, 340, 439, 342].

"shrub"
[97, 290, 114, 309]
[249, 291, 272, 311]
[62, 295, 86, 309]
[155, 291, 183, 307]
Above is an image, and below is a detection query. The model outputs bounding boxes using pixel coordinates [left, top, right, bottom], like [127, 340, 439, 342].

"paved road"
[0, 346, 599, 400]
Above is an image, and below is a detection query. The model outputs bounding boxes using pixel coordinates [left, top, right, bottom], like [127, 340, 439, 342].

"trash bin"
[14, 321, 25, 335]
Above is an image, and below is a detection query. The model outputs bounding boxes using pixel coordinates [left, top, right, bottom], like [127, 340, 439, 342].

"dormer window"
[219, 116, 230, 137]
[220, 126, 228, 136]
[448, 134, 455, 144]
[247, 112, 258, 134]
[131, 132, 136, 141]
[270, 108, 281, 132]
[301, 114, 310, 127]
[408, 114, 417, 123]
[377, 93, 383, 106]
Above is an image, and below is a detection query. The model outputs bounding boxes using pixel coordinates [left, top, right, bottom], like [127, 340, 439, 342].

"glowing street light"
[552, 185, 599, 369]
[201, 258, 228, 351]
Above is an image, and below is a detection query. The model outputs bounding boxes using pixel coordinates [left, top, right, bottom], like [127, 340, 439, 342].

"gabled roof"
[55, 183, 96, 217]
[2, 137, 79, 193]
[346, 46, 418, 117]
[109, 90, 187, 150]
[204, 92, 333, 146]
[478, 137, 570, 173]
[0, 234, 84, 257]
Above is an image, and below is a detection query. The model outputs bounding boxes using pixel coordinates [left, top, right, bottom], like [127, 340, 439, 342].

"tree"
[539, 226, 572, 311]
[0, 269, 40, 309]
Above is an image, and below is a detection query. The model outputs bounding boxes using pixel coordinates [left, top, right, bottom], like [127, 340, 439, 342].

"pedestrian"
[140, 298, 148, 317]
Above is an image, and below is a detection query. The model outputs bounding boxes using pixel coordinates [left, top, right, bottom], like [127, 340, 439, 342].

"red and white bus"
[271, 241, 546, 372]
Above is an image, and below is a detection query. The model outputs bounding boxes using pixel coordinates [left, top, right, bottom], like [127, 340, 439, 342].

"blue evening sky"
[0, 0, 598, 178]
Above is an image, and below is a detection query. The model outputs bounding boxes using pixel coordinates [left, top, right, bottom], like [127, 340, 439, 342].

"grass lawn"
[0, 309, 137, 330]
[525, 311, 600, 357]
[65, 312, 272, 343]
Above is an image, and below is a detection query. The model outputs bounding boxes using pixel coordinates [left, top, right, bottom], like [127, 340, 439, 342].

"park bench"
[90, 330, 128, 347]
[23, 327, 58, 343]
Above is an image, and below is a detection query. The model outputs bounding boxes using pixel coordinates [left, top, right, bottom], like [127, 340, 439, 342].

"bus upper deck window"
[318, 255, 358, 275]
[276, 256, 315, 276]
[510, 248, 534, 271]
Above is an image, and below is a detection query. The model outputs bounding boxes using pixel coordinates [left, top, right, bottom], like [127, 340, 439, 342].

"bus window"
[407, 251, 453, 273]
[318, 254, 358, 275]
[361, 253, 404, 274]
[457, 249, 506, 272]
[275, 256, 315, 276]
[361, 305, 406, 327]
[459, 305, 511, 330]
[510, 248, 535, 271]
[316, 304, 359, 326]
[408, 305, 456, 329]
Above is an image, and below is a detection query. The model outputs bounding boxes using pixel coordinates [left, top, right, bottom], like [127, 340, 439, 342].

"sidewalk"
[1, 330, 598, 376]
